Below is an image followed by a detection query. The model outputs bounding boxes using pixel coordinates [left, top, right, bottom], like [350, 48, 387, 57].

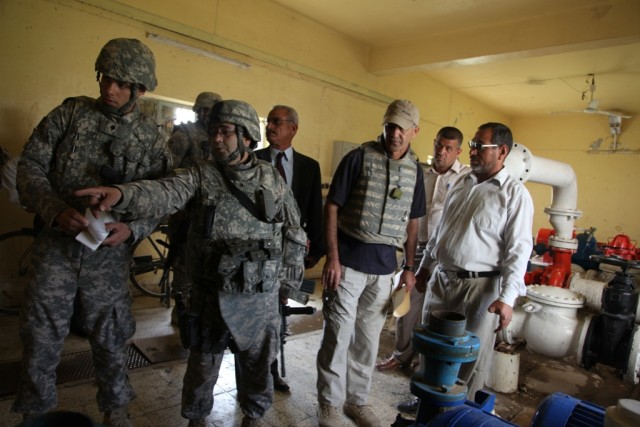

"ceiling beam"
[369, 0, 640, 75]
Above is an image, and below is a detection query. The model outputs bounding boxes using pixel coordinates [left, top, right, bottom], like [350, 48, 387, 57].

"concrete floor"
[0, 281, 637, 427]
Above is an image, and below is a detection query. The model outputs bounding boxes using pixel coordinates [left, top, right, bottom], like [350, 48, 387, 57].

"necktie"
[275, 151, 287, 183]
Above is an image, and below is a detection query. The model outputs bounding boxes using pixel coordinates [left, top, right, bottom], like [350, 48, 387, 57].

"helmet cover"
[193, 92, 222, 112]
[95, 38, 157, 91]
[208, 100, 261, 144]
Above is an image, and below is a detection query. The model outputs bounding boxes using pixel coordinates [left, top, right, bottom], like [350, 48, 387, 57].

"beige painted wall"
[0, 0, 507, 235]
[1, 0, 637, 246]
[512, 115, 640, 243]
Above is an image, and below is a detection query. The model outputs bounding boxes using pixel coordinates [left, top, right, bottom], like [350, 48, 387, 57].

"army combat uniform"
[12, 96, 171, 415]
[168, 121, 210, 168]
[166, 120, 210, 302]
[109, 154, 307, 419]
[166, 92, 221, 313]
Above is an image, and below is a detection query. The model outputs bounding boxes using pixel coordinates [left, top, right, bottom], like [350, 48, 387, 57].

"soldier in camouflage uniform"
[76, 100, 307, 427]
[167, 91, 222, 324]
[11, 38, 172, 427]
[168, 91, 222, 168]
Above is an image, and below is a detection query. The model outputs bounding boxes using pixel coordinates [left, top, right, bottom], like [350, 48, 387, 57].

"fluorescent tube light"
[147, 33, 250, 69]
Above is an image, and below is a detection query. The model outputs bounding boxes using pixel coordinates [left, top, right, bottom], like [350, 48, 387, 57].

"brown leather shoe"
[375, 356, 402, 371]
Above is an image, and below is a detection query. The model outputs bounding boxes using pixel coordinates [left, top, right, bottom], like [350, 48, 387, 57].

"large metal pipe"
[504, 143, 582, 250]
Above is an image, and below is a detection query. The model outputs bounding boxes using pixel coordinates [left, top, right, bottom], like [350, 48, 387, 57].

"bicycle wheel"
[129, 229, 172, 299]
[0, 228, 36, 314]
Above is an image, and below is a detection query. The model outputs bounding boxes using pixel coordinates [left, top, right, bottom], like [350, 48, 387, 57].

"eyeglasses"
[384, 123, 415, 135]
[209, 124, 236, 137]
[262, 118, 293, 126]
[468, 140, 499, 150]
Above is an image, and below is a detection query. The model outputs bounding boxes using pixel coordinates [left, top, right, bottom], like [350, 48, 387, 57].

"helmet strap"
[215, 127, 245, 166]
[118, 85, 140, 115]
[96, 72, 140, 116]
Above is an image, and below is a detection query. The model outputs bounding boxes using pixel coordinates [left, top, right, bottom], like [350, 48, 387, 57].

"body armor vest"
[338, 141, 418, 248]
[188, 161, 284, 294]
[51, 96, 163, 211]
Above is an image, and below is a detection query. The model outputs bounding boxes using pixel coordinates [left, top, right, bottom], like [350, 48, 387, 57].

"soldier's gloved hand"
[101, 221, 133, 247]
[55, 207, 89, 235]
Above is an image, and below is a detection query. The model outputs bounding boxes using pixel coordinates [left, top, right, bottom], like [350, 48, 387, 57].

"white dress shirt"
[417, 159, 471, 243]
[419, 167, 534, 306]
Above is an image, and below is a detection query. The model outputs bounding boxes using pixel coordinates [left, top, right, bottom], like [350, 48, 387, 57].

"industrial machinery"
[582, 256, 640, 384]
[409, 311, 480, 421]
[500, 256, 640, 385]
[504, 142, 582, 289]
[505, 142, 637, 290]
[391, 144, 640, 426]
[394, 311, 639, 427]
[502, 143, 640, 384]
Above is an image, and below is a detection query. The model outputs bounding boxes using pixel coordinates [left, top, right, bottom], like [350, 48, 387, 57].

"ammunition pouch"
[179, 313, 201, 350]
[175, 292, 201, 349]
[213, 239, 282, 294]
[282, 228, 307, 267]
[279, 227, 307, 293]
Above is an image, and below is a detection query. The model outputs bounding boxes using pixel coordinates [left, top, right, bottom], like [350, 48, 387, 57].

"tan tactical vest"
[338, 141, 418, 248]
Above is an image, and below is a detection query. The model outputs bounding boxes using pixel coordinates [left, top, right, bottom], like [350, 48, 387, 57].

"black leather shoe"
[397, 398, 419, 415]
[273, 375, 290, 392]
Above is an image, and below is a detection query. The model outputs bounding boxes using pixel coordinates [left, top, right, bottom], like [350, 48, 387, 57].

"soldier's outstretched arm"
[75, 186, 123, 212]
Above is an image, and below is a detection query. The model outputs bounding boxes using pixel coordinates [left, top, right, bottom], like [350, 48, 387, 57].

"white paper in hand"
[75, 208, 114, 251]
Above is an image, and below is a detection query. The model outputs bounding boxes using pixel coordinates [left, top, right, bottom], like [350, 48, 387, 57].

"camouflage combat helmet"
[95, 38, 157, 91]
[209, 100, 261, 165]
[193, 92, 222, 112]
[209, 100, 261, 144]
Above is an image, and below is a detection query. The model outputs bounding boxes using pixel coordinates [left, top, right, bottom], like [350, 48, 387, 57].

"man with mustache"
[75, 100, 307, 427]
[255, 104, 324, 392]
[317, 100, 426, 427]
[377, 127, 470, 386]
[416, 122, 533, 402]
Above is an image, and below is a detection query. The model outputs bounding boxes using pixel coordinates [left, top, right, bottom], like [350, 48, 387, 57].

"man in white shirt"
[376, 127, 470, 375]
[416, 122, 534, 401]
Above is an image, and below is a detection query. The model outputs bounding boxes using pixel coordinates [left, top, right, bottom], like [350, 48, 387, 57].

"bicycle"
[0, 225, 173, 314]
[128, 224, 174, 307]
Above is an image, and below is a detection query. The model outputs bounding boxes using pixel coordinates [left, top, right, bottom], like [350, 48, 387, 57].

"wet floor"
[0, 283, 637, 426]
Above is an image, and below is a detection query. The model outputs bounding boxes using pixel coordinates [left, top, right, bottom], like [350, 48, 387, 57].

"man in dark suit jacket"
[256, 105, 324, 268]
[254, 105, 325, 392]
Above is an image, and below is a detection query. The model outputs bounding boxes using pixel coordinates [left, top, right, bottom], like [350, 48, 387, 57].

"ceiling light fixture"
[147, 33, 250, 70]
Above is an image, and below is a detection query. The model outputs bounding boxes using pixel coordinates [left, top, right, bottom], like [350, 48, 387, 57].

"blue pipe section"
[410, 311, 481, 420]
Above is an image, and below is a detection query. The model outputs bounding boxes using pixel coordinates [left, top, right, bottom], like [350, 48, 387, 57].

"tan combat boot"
[318, 404, 342, 427]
